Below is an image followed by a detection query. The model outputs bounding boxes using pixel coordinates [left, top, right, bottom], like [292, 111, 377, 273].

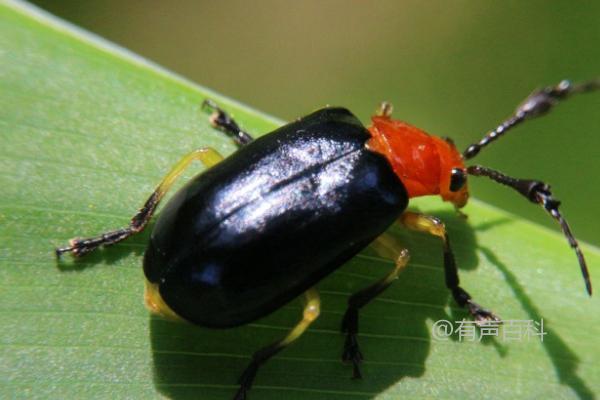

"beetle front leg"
[341, 234, 410, 379]
[202, 99, 254, 147]
[400, 211, 500, 323]
[55, 147, 224, 257]
[234, 289, 320, 400]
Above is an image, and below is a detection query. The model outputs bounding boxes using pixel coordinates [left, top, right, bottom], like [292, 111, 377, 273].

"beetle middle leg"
[234, 289, 320, 400]
[341, 234, 410, 379]
[202, 99, 254, 147]
[400, 211, 500, 323]
[55, 147, 224, 257]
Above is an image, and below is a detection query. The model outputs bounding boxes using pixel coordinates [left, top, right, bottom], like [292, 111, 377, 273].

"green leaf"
[1, 1, 599, 399]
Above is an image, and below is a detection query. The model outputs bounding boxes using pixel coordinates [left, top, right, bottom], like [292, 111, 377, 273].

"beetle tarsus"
[55, 244, 75, 258]
[451, 286, 500, 323]
[466, 300, 501, 325]
[341, 307, 364, 378]
[202, 98, 254, 146]
[55, 240, 77, 258]
[377, 101, 394, 117]
[342, 333, 364, 379]
[55, 229, 132, 258]
[450, 287, 500, 325]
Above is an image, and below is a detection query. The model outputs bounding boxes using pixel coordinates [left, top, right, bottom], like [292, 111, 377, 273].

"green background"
[28, 0, 600, 245]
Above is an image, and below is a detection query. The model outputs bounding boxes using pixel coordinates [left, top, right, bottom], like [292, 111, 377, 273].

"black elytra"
[143, 108, 408, 327]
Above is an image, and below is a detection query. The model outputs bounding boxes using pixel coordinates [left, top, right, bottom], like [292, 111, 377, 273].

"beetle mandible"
[57, 79, 597, 400]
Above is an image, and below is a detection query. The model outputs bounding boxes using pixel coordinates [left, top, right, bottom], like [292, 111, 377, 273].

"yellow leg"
[376, 101, 394, 117]
[370, 232, 411, 283]
[152, 147, 224, 200]
[144, 279, 183, 322]
[280, 289, 321, 346]
[56, 147, 224, 257]
[400, 211, 447, 241]
[342, 233, 410, 379]
[399, 211, 499, 323]
[234, 289, 320, 400]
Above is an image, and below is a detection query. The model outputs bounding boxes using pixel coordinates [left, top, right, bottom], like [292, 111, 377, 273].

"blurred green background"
[29, 0, 600, 245]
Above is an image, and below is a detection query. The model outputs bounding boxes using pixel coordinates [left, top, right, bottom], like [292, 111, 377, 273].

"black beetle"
[57, 79, 596, 399]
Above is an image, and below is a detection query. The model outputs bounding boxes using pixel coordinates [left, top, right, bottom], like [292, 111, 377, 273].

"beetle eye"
[449, 168, 466, 192]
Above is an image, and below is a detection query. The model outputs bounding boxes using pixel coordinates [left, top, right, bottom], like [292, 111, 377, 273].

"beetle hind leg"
[234, 289, 320, 400]
[341, 234, 410, 379]
[400, 211, 500, 323]
[202, 99, 254, 147]
[55, 147, 225, 257]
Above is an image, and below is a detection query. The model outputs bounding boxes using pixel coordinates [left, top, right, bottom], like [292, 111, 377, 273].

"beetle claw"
[342, 333, 364, 379]
[467, 300, 501, 326]
[55, 238, 87, 258]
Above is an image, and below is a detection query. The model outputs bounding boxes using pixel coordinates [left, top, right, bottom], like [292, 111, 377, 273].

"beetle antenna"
[463, 78, 600, 159]
[467, 165, 592, 296]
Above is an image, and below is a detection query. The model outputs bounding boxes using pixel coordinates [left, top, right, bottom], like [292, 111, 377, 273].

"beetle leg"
[377, 101, 394, 117]
[202, 99, 254, 147]
[341, 234, 410, 379]
[400, 211, 501, 324]
[234, 289, 320, 400]
[55, 147, 225, 257]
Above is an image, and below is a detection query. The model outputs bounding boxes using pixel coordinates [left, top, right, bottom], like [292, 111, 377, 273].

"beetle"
[56, 79, 597, 400]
